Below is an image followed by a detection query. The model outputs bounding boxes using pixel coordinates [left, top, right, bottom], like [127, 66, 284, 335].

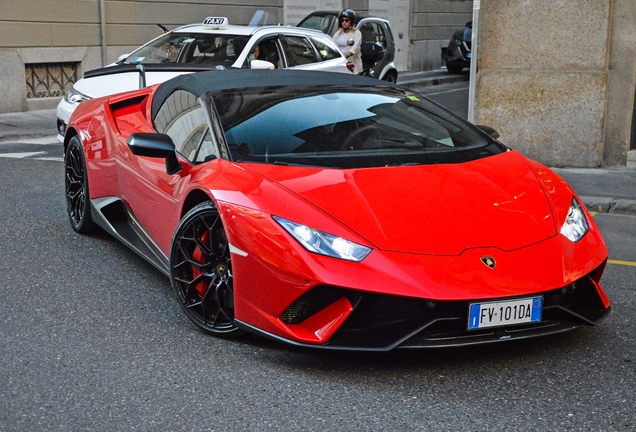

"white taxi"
[56, 17, 351, 142]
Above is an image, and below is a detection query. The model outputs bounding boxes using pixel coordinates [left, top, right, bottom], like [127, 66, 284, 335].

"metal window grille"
[25, 62, 78, 99]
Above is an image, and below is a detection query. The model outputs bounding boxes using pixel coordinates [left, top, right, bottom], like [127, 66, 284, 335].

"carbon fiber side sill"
[90, 197, 170, 276]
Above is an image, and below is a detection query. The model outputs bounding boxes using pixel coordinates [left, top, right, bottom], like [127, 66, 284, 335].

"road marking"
[13, 135, 59, 145]
[608, 259, 636, 267]
[35, 157, 64, 162]
[425, 87, 469, 96]
[0, 135, 59, 145]
[0, 151, 47, 158]
[589, 211, 597, 217]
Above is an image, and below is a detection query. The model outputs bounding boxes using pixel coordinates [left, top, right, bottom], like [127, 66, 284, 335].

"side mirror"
[117, 53, 130, 62]
[127, 133, 182, 175]
[250, 59, 275, 70]
[476, 125, 500, 139]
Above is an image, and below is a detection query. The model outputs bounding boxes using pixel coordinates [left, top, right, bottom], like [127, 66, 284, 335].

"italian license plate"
[468, 296, 542, 330]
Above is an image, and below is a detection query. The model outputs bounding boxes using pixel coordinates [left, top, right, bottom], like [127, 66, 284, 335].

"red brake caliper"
[191, 230, 210, 299]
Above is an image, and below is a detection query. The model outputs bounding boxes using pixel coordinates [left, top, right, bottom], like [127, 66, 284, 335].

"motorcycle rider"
[332, 8, 362, 74]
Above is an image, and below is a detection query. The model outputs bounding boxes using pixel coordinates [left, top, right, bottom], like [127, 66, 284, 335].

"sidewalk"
[0, 69, 634, 215]
[552, 167, 636, 215]
[0, 108, 57, 142]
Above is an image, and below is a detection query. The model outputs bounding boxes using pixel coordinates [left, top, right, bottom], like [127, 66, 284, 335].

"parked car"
[56, 17, 350, 142]
[297, 10, 398, 82]
[443, 21, 472, 74]
[64, 68, 610, 350]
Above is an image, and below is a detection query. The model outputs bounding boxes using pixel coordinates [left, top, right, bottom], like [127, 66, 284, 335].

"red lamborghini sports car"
[64, 69, 610, 350]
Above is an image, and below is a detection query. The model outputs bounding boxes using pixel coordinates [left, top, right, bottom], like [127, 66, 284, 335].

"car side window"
[359, 22, 386, 48]
[284, 36, 318, 66]
[310, 37, 341, 61]
[255, 37, 283, 69]
[154, 90, 218, 162]
[193, 129, 217, 163]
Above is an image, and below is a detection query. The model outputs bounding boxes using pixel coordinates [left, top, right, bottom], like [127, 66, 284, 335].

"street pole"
[99, 0, 107, 66]
[468, 0, 480, 123]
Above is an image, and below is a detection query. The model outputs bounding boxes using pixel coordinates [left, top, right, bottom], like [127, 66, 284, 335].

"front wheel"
[170, 201, 245, 338]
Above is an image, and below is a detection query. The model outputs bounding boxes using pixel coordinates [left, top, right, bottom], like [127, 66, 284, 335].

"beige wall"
[603, 0, 636, 166]
[0, 0, 282, 113]
[474, 0, 635, 167]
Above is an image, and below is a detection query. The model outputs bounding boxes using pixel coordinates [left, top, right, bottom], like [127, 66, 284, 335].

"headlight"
[64, 87, 90, 104]
[560, 197, 589, 242]
[273, 217, 372, 262]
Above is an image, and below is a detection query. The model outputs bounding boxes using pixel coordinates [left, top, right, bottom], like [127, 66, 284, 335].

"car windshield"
[211, 86, 506, 168]
[298, 15, 335, 34]
[122, 32, 250, 67]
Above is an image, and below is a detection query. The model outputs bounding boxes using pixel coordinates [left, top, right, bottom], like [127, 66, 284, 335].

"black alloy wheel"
[170, 201, 244, 337]
[65, 135, 98, 234]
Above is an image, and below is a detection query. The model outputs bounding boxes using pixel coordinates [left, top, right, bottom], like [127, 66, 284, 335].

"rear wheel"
[64, 135, 98, 234]
[446, 64, 464, 74]
[382, 71, 397, 83]
[170, 201, 244, 337]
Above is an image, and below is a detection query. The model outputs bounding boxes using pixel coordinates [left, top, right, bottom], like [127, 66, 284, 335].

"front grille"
[283, 273, 609, 350]
[280, 286, 362, 324]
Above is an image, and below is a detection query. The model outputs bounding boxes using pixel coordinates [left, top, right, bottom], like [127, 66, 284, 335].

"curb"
[397, 69, 469, 90]
[581, 196, 636, 216]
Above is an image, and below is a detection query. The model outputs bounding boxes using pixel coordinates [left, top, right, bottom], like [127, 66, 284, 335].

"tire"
[382, 71, 397, 83]
[170, 201, 245, 337]
[446, 64, 464, 74]
[64, 135, 98, 234]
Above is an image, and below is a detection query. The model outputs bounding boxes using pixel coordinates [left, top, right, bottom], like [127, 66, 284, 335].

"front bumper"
[56, 98, 77, 142]
[222, 198, 609, 351]
[237, 270, 610, 351]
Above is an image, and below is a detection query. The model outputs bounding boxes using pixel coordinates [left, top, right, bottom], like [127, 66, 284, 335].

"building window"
[25, 62, 78, 99]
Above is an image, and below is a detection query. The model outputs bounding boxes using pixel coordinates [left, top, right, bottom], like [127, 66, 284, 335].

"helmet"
[338, 8, 356, 28]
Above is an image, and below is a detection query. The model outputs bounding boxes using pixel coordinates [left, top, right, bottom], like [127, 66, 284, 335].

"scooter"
[359, 42, 385, 78]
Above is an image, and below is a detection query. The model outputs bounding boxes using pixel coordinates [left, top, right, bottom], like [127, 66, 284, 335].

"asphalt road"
[1, 83, 635, 430]
[419, 81, 470, 120]
[1, 157, 636, 430]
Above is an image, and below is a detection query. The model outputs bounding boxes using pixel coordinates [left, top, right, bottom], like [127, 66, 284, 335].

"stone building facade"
[0, 0, 473, 114]
[474, 0, 636, 167]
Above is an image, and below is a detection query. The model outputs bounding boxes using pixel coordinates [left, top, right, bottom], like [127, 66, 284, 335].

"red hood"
[247, 151, 556, 255]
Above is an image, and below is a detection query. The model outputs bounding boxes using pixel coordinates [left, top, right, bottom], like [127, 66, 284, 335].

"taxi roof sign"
[203, 17, 228, 28]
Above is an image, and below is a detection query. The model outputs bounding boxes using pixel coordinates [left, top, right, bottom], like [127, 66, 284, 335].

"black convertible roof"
[152, 69, 394, 119]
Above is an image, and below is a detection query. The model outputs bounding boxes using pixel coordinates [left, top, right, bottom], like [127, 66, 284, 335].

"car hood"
[248, 151, 557, 255]
[73, 71, 194, 99]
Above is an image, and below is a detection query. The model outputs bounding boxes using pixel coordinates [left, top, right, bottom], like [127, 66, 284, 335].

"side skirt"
[90, 197, 170, 277]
